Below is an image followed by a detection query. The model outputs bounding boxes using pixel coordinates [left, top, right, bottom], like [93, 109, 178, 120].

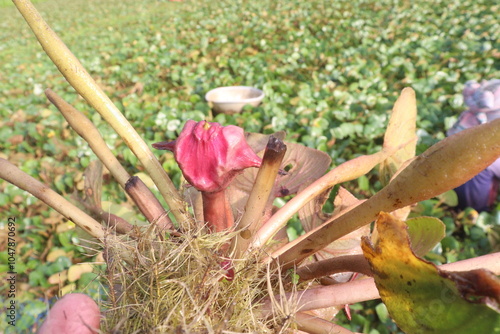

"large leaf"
[362, 212, 500, 334]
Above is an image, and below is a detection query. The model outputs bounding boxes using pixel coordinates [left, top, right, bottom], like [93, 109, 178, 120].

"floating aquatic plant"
[2, 0, 499, 333]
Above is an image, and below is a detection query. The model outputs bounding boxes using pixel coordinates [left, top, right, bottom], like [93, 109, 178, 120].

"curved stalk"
[295, 254, 372, 282]
[13, 0, 188, 224]
[249, 150, 391, 252]
[271, 118, 500, 268]
[45, 89, 130, 186]
[0, 158, 104, 239]
[249, 88, 417, 254]
[259, 252, 500, 315]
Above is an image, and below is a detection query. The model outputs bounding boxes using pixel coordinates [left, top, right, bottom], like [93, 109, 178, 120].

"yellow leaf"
[67, 263, 94, 282]
[46, 249, 68, 262]
[362, 212, 500, 334]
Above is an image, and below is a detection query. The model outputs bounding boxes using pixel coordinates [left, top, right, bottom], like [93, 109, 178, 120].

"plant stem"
[440, 252, 500, 273]
[271, 118, 500, 269]
[260, 277, 379, 316]
[45, 89, 174, 231]
[13, 0, 188, 224]
[251, 88, 417, 256]
[295, 312, 361, 334]
[0, 158, 104, 239]
[295, 254, 372, 282]
[125, 176, 175, 233]
[45, 89, 130, 186]
[259, 252, 500, 315]
[233, 136, 286, 257]
[202, 190, 234, 233]
[250, 150, 391, 253]
[84, 205, 134, 235]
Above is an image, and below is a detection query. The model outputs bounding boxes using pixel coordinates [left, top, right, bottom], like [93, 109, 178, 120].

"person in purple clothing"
[448, 79, 500, 212]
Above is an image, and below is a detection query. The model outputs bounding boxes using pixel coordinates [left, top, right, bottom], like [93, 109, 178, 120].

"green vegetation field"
[1, 0, 499, 332]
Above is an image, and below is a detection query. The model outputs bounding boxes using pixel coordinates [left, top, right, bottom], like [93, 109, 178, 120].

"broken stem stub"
[233, 136, 286, 257]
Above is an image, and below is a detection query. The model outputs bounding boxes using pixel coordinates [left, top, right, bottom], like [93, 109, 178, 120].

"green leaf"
[437, 190, 458, 207]
[406, 216, 445, 257]
[362, 212, 500, 334]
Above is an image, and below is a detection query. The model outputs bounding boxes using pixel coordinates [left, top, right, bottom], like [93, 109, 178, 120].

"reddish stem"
[202, 190, 234, 233]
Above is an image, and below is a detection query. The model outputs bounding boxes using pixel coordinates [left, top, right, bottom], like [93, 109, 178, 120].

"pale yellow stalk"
[45, 89, 130, 187]
[13, 0, 188, 224]
[233, 136, 286, 257]
[248, 150, 391, 252]
[249, 88, 416, 255]
[0, 158, 104, 239]
[45, 89, 173, 230]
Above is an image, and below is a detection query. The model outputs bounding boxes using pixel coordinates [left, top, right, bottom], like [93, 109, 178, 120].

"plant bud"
[153, 120, 261, 193]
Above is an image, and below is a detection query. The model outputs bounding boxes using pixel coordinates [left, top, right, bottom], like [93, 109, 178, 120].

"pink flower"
[153, 120, 261, 193]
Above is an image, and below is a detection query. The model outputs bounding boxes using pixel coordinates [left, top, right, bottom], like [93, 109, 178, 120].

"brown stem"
[295, 254, 372, 282]
[0, 158, 104, 239]
[85, 206, 134, 235]
[260, 278, 379, 316]
[202, 190, 234, 233]
[259, 252, 500, 315]
[250, 150, 391, 253]
[295, 312, 361, 334]
[125, 176, 176, 234]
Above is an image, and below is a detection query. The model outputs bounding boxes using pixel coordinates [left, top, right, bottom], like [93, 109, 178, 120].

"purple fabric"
[454, 168, 498, 212]
[449, 79, 500, 211]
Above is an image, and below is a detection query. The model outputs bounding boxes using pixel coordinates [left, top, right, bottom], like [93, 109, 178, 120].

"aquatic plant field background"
[0, 0, 499, 332]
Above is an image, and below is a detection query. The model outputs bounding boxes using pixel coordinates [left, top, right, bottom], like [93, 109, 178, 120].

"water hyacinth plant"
[2, 0, 500, 333]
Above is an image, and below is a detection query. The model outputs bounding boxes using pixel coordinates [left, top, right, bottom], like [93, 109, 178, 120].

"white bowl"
[205, 86, 264, 115]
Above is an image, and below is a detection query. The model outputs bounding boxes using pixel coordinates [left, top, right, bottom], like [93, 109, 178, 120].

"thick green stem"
[13, 0, 188, 224]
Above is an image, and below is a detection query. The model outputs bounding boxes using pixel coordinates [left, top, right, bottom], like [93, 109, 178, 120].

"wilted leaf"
[101, 201, 140, 223]
[46, 249, 69, 262]
[60, 283, 77, 296]
[82, 160, 103, 210]
[48, 270, 68, 285]
[379, 87, 417, 186]
[362, 212, 500, 334]
[55, 221, 75, 234]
